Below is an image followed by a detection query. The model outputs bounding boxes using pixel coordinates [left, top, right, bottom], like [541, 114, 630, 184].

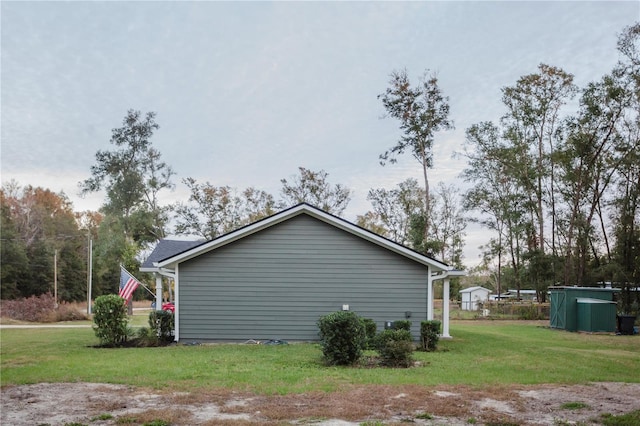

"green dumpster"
[576, 298, 617, 332]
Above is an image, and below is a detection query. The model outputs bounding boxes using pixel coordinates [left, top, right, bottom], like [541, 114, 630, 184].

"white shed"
[459, 286, 492, 311]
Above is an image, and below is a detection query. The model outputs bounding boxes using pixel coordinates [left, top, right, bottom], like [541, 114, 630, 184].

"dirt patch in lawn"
[2, 382, 639, 425]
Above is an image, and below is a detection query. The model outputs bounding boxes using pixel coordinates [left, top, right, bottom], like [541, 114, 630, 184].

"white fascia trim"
[157, 204, 451, 271]
[157, 268, 176, 279]
[139, 266, 176, 278]
[433, 269, 467, 280]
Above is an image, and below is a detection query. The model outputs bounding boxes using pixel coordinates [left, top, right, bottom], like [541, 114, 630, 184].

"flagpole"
[121, 265, 156, 298]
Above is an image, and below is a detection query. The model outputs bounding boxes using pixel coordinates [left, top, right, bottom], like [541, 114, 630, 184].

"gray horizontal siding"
[178, 214, 429, 341]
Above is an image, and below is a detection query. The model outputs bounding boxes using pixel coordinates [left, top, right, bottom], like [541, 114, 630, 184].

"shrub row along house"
[142, 203, 465, 342]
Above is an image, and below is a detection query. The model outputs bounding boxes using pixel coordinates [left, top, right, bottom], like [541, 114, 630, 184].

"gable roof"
[140, 238, 205, 272]
[156, 203, 453, 272]
[459, 286, 491, 294]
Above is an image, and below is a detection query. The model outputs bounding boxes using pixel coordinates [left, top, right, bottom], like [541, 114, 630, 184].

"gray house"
[146, 203, 464, 342]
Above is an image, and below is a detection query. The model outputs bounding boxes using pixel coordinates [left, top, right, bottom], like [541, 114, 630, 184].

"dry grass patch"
[115, 408, 192, 425]
[89, 397, 132, 413]
[201, 420, 282, 426]
[218, 384, 527, 422]
[168, 388, 236, 406]
[4, 381, 640, 425]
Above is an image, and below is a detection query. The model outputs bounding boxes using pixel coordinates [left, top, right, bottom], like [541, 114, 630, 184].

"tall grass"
[1, 321, 638, 395]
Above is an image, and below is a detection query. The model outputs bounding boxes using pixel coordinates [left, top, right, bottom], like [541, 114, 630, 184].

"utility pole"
[54, 249, 58, 308]
[87, 235, 93, 315]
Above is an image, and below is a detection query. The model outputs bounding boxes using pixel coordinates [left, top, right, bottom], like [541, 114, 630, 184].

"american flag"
[119, 266, 141, 301]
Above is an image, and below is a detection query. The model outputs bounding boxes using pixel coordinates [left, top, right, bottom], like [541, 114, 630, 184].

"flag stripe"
[119, 267, 141, 301]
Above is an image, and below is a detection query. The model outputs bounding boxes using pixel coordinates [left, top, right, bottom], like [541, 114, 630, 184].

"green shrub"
[93, 295, 129, 346]
[374, 328, 412, 349]
[149, 310, 174, 342]
[361, 318, 377, 349]
[317, 311, 366, 365]
[392, 319, 411, 331]
[374, 329, 414, 367]
[420, 320, 441, 352]
[134, 327, 159, 347]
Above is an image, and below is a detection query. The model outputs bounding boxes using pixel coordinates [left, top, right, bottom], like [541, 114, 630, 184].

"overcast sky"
[2, 1, 638, 267]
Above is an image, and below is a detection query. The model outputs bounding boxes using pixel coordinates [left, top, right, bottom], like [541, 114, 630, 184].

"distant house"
[489, 289, 538, 302]
[459, 286, 491, 311]
[143, 203, 465, 342]
[489, 292, 511, 301]
[507, 289, 537, 301]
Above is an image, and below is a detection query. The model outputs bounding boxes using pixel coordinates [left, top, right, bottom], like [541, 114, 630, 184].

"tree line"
[1, 24, 638, 315]
[1, 158, 462, 301]
[462, 24, 639, 311]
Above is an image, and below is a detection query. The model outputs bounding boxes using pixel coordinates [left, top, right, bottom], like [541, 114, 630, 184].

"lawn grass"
[1, 320, 638, 395]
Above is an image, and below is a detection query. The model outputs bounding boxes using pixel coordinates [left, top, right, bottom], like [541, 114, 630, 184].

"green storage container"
[576, 298, 617, 332]
[549, 287, 620, 332]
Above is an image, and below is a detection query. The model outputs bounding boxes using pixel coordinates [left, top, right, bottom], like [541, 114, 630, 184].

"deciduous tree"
[429, 183, 466, 267]
[279, 167, 351, 215]
[378, 69, 453, 241]
[359, 178, 424, 246]
[80, 110, 175, 244]
[174, 178, 275, 239]
[0, 183, 87, 300]
[500, 64, 576, 255]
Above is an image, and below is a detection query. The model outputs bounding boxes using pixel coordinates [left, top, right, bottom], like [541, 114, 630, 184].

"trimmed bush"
[134, 327, 157, 347]
[392, 319, 412, 331]
[420, 320, 441, 352]
[361, 318, 377, 349]
[93, 294, 129, 346]
[374, 328, 414, 367]
[149, 310, 174, 342]
[317, 311, 366, 366]
[374, 328, 412, 349]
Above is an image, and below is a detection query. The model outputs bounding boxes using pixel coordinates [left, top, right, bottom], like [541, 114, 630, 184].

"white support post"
[427, 270, 434, 321]
[155, 273, 163, 310]
[442, 278, 451, 338]
[174, 265, 179, 342]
